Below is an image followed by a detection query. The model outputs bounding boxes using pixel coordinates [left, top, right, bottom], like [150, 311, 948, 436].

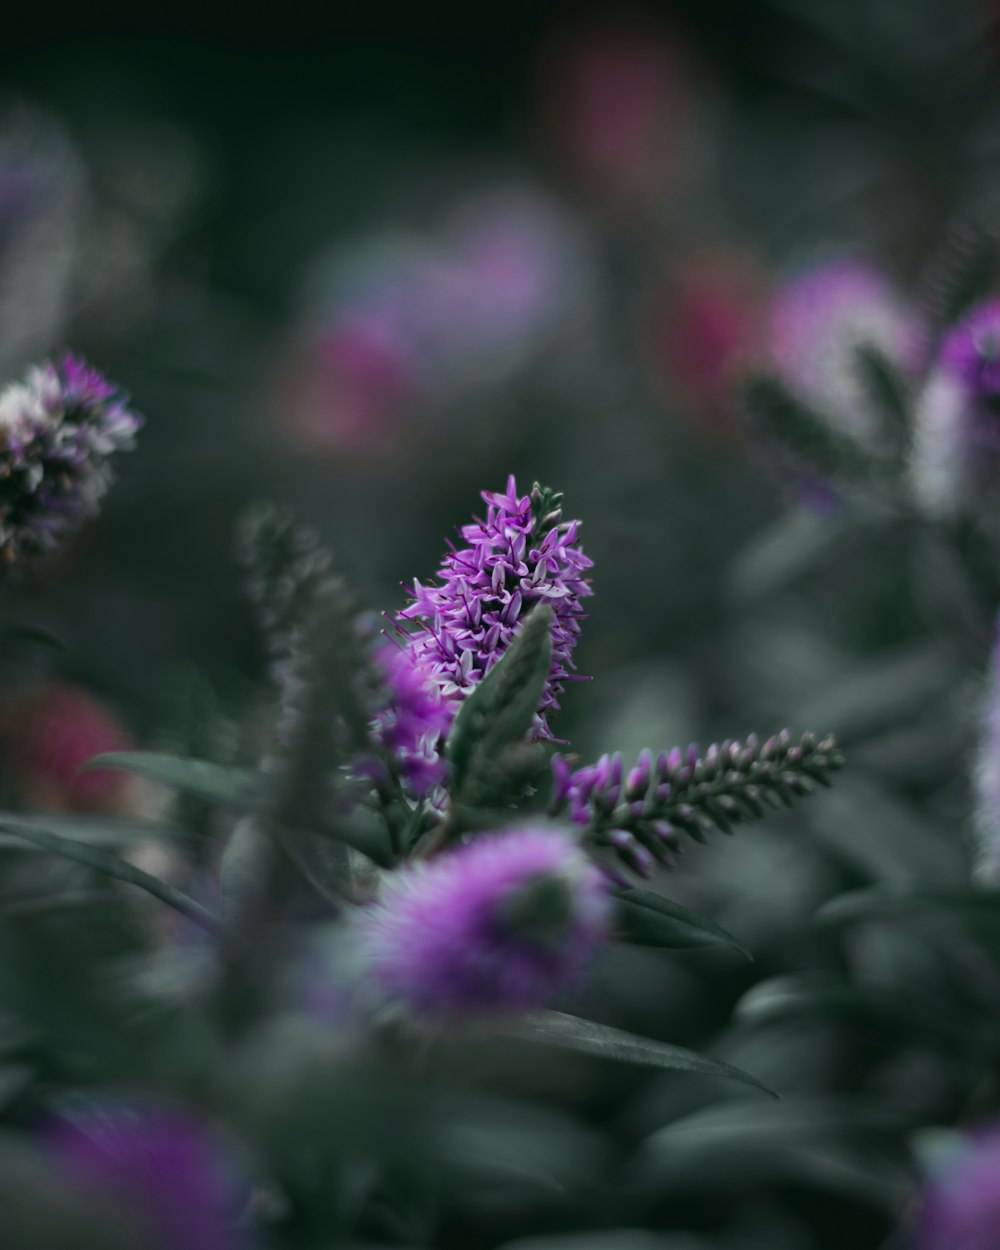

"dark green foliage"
[924, 210, 1000, 343]
[489, 1010, 776, 1095]
[741, 375, 870, 482]
[84, 751, 260, 808]
[237, 501, 334, 669]
[444, 605, 554, 809]
[0, 815, 219, 935]
[614, 888, 752, 959]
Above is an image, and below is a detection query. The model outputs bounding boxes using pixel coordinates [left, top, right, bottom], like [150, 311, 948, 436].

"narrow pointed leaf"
[84, 752, 260, 808]
[490, 1010, 775, 1095]
[819, 887, 1000, 928]
[0, 812, 185, 848]
[0, 818, 221, 936]
[615, 889, 752, 959]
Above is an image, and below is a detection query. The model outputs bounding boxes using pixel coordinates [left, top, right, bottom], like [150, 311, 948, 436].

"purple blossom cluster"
[48, 1100, 245, 1250]
[974, 620, 1000, 884]
[913, 1123, 1000, 1250]
[396, 476, 592, 739]
[553, 732, 842, 881]
[359, 827, 610, 1021]
[370, 642, 451, 797]
[911, 300, 1000, 520]
[0, 354, 141, 562]
[552, 747, 688, 879]
[769, 256, 919, 448]
[941, 298, 1000, 397]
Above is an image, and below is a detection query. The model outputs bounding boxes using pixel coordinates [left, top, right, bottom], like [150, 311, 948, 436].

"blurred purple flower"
[369, 643, 452, 798]
[48, 1100, 246, 1250]
[770, 256, 920, 447]
[359, 827, 610, 1021]
[914, 1123, 1000, 1250]
[911, 300, 1000, 521]
[974, 620, 1000, 885]
[395, 476, 592, 740]
[942, 299, 1000, 396]
[281, 190, 593, 458]
[0, 353, 141, 563]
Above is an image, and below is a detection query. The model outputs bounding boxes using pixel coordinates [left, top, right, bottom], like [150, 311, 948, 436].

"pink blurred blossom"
[0, 681, 137, 814]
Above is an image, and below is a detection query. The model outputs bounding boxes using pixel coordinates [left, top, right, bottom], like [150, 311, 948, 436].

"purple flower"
[0, 353, 141, 562]
[974, 621, 1000, 884]
[941, 299, 1000, 397]
[358, 827, 610, 1021]
[396, 477, 592, 739]
[370, 643, 452, 797]
[911, 301, 1000, 521]
[770, 256, 920, 447]
[48, 1100, 246, 1250]
[553, 749, 682, 880]
[914, 1123, 1000, 1250]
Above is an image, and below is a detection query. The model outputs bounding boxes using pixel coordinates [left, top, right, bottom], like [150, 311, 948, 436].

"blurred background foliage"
[2, 2, 1000, 1247]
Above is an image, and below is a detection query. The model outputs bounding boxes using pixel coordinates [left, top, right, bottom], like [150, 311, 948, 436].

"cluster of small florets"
[370, 643, 451, 798]
[0, 354, 141, 562]
[552, 747, 682, 879]
[552, 732, 844, 881]
[48, 1100, 243, 1250]
[912, 300, 1000, 520]
[358, 828, 610, 1023]
[395, 475, 592, 739]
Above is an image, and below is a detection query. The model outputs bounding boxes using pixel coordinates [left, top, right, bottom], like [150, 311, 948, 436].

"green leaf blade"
[490, 1010, 776, 1095]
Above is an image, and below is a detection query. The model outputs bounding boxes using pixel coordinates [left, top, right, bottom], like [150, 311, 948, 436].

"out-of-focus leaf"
[741, 374, 868, 479]
[83, 751, 260, 807]
[631, 1098, 911, 1207]
[792, 642, 958, 748]
[925, 213, 1000, 341]
[805, 777, 965, 886]
[498, 1234, 704, 1250]
[489, 1011, 775, 1094]
[614, 889, 752, 960]
[0, 817, 221, 936]
[854, 344, 910, 449]
[736, 974, 998, 1051]
[728, 509, 849, 602]
[819, 887, 1000, 928]
[0, 812, 184, 849]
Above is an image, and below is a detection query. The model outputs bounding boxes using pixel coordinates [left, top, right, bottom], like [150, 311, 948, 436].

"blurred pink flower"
[537, 17, 696, 213]
[0, 680, 137, 814]
[643, 248, 769, 437]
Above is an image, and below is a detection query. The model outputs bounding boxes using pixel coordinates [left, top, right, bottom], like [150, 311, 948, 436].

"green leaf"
[854, 344, 910, 448]
[741, 374, 868, 479]
[446, 606, 553, 803]
[926, 215, 1000, 338]
[0, 812, 185, 849]
[633, 1099, 911, 1206]
[0, 817, 221, 936]
[728, 509, 849, 603]
[83, 751, 260, 808]
[614, 889, 752, 960]
[489, 1010, 776, 1095]
[819, 887, 1000, 929]
[736, 974, 997, 1051]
